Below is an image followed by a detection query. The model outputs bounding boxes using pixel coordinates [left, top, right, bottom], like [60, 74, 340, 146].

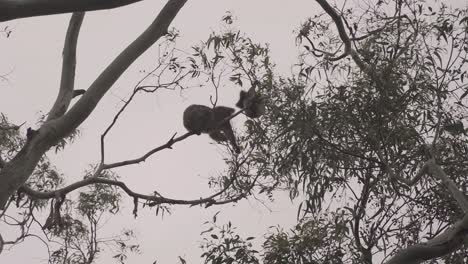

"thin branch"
[314, 0, 370, 72]
[100, 77, 158, 164]
[0, 121, 25, 131]
[103, 108, 245, 170]
[103, 132, 191, 169]
[312, 127, 381, 164]
[99, 56, 190, 164]
[47, 12, 85, 121]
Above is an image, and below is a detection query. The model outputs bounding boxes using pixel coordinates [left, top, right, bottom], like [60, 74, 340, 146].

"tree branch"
[387, 160, 429, 186]
[0, 0, 187, 209]
[103, 108, 245, 170]
[19, 174, 243, 207]
[47, 12, 85, 121]
[0, 0, 144, 22]
[53, 0, 187, 139]
[386, 215, 468, 264]
[383, 158, 468, 263]
[427, 159, 468, 214]
[314, 0, 370, 73]
[0, 232, 3, 255]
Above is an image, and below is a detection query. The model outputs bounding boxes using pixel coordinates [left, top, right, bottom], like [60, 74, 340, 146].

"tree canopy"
[1, 0, 468, 263]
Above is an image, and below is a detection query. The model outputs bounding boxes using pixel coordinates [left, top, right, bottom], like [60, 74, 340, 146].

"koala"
[183, 104, 240, 153]
[235, 85, 265, 119]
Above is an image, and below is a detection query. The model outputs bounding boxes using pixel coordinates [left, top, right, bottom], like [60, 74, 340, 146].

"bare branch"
[100, 64, 168, 164]
[47, 12, 85, 121]
[314, 0, 370, 72]
[103, 132, 191, 170]
[103, 108, 245, 170]
[0, 0, 144, 22]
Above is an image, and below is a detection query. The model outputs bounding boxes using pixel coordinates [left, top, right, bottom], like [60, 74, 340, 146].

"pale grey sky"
[0, 1, 318, 263]
[1, 0, 467, 263]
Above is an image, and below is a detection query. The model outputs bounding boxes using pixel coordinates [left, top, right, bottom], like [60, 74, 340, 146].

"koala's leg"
[221, 125, 240, 153]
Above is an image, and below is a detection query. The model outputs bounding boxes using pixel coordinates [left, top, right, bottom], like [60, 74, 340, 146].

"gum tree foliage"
[0, 0, 244, 263]
[1, 0, 468, 264]
[0, 1, 271, 263]
[198, 0, 468, 264]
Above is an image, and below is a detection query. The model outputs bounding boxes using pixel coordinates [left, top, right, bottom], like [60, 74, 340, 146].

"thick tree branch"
[19, 173, 245, 207]
[0, 0, 187, 209]
[47, 12, 85, 121]
[386, 215, 468, 264]
[53, 0, 187, 139]
[0, 0, 144, 22]
[20, 151, 258, 210]
[384, 158, 468, 263]
[387, 161, 429, 186]
[427, 160, 468, 213]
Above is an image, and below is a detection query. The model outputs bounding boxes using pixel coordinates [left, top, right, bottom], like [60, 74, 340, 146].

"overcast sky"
[1, 0, 467, 263]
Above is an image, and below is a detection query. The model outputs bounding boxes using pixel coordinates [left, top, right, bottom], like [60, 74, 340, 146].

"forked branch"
[47, 12, 85, 121]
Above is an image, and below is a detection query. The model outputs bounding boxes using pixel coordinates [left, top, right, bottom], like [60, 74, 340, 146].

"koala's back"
[183, 104, 213, 133]
[212, 106, 235, 123]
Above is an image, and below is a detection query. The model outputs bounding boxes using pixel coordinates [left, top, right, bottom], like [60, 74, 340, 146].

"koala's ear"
[236, 91, 247, 108]
[246, 85, 256, 98]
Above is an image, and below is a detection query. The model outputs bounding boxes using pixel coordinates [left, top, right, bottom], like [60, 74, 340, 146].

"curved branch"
[47, 12, 85, 121]
[20, 175, 241, 207]
[0, 0, 144, 22]
[314, 0, 370, 73]
[386, 215, 468, 264]
[427, 160, 468, 213]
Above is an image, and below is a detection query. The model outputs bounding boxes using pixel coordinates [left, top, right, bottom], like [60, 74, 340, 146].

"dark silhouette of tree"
[1, 0, 468, 263]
